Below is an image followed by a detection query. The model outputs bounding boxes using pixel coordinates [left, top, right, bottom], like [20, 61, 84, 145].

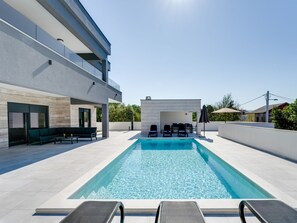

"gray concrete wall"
[141, 99, 201, 135]
[0, 19, 121, 105]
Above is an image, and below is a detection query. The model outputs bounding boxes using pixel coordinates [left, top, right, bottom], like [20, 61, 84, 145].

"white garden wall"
[96, 122, 141, 131]
[197, 122, 274, 132]
[218, 124, 297, 162]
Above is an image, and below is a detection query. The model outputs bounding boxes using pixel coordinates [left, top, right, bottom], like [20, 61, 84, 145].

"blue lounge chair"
[171, 123, 178, 133]
[178, 123, 188, 137]
[148, 125, 158, 137]
[163, 125, 172, 137]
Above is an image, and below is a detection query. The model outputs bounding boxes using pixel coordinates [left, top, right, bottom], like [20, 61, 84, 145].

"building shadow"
[0, 138, 102, 175]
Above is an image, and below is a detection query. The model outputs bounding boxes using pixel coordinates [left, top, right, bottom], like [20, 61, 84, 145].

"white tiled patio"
[0, 131, 297, 222]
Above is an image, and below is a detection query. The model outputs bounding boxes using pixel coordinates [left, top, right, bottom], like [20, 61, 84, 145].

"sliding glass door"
[8, 102, 49, 146]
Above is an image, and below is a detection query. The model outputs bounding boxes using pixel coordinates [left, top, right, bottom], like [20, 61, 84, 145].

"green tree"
[272, 99, 297, 130]
[209, 94, 240, 121]
[96, 103, 141, 122]
[96, 107, 102, 122]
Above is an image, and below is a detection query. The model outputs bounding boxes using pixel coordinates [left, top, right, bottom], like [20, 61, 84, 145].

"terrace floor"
[0, 131, 297, 222]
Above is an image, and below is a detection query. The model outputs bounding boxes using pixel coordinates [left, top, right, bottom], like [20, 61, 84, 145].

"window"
[30, 112, 46, 128]
[8, 113, 24, 128]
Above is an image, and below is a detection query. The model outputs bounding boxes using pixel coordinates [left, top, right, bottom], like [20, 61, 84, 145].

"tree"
[209, 94, 240, 121]
[96, 103, 141, 122]
[272, 99, 297, 130]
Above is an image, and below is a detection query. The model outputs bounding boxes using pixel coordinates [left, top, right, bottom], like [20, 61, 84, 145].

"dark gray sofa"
[28, 127, 97, 145]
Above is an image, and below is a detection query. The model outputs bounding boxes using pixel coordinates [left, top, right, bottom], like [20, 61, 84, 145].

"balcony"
[0, 4, 120, 91]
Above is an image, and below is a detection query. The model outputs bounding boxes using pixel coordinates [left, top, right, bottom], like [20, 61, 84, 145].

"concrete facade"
[141, 99, 201, 135]
[0, 1, 122, 148]
[0, 87, 99, 149]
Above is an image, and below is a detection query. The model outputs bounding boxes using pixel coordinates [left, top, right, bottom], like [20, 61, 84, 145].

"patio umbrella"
[212, 107, 241, 123]
[199, 105, 209, 136]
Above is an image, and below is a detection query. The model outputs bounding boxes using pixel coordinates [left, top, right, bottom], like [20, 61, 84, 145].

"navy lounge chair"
[178, 123, 188, 137]
[60, 201, 124, 223]
[171, 123, 178, 133]
[239, 200, 297, 223]
[185, 123, 193, 133]
[155, 201, 205, 223]
[148, 125, 158, 137]
[163, 125, 172, 137]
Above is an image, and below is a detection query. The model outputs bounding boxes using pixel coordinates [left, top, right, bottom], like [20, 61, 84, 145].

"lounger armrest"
[239, 200, 263, 223]
[239, 200, 297, 223]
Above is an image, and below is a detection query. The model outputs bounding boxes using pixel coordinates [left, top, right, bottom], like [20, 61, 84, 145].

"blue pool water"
[70, 139, 272, 199]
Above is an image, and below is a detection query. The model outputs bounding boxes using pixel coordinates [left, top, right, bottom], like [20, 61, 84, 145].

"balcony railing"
[108, 78, 120, 91]
[0, 9, 120, 90]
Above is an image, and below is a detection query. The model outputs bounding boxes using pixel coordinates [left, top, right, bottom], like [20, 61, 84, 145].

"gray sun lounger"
[60, 201, 124, 223]
[155, 201, 205, 223]
[239, 200, 297, 223]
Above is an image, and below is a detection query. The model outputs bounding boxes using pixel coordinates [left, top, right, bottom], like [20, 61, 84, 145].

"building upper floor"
[0, 0, 120, 92]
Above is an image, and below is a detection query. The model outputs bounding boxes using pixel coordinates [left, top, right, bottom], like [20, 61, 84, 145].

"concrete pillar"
[102, 104, 109, 138]
[102, 59, 109, 83]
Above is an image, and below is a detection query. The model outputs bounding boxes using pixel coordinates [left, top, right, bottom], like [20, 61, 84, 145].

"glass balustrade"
[1, 13, 121, 88]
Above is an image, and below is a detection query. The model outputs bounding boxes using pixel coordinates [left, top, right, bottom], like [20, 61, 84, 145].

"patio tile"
[0, 131, 297, 222]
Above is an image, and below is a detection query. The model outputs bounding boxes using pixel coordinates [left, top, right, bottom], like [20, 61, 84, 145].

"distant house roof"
[248, 103, 289, 114]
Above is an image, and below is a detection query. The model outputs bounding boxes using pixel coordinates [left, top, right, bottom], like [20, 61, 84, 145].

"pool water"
[70, 139, 272, 199]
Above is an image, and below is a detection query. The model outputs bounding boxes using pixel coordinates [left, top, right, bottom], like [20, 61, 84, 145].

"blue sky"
[81, 0, 297, 110]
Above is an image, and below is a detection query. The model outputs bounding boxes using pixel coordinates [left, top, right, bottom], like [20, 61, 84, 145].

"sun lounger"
[171, 123, 178, 133]
[178, 123, 188, 137]
[163, 124, 172, 137]
[185, 123, 193, 133]
[155, 201, 205, 223]
[239, 200, 297, 223]
[60, 201, 124, 223]
[148, 125, 158, 137]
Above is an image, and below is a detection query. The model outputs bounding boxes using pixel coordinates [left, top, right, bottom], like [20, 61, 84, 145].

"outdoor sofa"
[28, 127, 97, 144]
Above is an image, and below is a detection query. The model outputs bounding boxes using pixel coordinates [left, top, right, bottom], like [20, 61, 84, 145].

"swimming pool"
[70, 139, 272, 199]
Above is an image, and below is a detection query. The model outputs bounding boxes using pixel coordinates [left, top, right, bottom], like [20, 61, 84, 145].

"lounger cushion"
[156, 201, 205, 223]
[60, 201, 124, 223]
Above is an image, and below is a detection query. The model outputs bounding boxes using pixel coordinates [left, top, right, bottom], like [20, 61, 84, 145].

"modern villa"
[0, 0, 122, 149]
[1, 1, 297, 223]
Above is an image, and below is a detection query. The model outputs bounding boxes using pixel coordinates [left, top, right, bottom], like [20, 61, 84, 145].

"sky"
[80, 0, 297, 110]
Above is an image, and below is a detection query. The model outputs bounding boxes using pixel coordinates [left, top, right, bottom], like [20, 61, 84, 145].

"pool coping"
[36, 137, 297, 214]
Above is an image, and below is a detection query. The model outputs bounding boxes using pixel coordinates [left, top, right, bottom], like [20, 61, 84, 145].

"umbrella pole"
[204, 122, 205, 137]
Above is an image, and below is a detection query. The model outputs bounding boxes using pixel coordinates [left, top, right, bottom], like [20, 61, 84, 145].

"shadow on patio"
[0, 137, 103, 175]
